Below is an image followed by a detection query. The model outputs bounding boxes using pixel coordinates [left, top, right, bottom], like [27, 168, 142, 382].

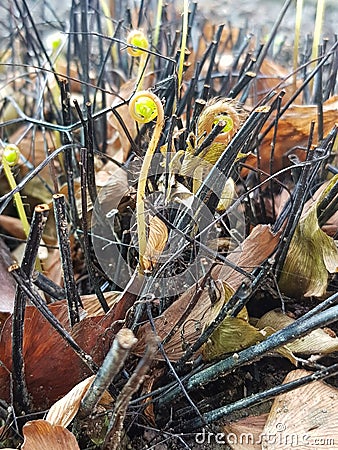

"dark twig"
[78, 328, 137, 419]
[183, 361, 338, 430]
[80, 148, 109, 313]
[273, 122, 317, 274]
[159, 292, 338, 407]
[53, 193, 81, 326]
[9, 264, 98, 373]
[12, 204, 49, 415]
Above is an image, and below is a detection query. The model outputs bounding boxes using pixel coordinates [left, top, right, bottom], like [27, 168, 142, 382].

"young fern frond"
[129, 91, 164, 272]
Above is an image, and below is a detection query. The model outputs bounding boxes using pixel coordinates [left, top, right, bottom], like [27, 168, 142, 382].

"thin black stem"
[274, 122, 316, 274]
[159, 295, 338, 407]
[53, 193, 81, 326]
[9, 264, 98, 373]
[80, 148, 109, 312]
[183, 361, 338, 430]
[60, 79, 79, 229]
[12, 204, 49, 415]
[85, 102, 98, 204]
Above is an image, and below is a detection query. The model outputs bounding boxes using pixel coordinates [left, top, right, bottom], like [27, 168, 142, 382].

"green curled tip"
[3, 144, 20, 167]
[134, 97, 158, 123]
[127, 30, 149, 57]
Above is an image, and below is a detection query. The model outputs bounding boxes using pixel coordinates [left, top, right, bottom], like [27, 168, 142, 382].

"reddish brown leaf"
[224, 413, 268, 450]
[21, 420, 80, 450]
[0, 302, 91, 408]
[246, 96, 338, 176]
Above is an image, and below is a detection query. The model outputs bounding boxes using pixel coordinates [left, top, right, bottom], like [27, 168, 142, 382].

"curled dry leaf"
[262, 369, 338, 450]
[46, 374, 113, 428]
[257, 309, 338, 356]
[141, 215, 168, 271]
[135, 224, 280, 361]
[46, 375, 96, 427]
[21, 420, 80, 450]
[278, 176, 338, 298]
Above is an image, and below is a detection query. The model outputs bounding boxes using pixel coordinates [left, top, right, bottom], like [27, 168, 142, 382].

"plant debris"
[0, 0, 337, 449]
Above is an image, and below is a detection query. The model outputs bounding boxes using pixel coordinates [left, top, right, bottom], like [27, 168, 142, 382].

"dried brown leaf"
[141, 216, 168, 271]
[257, 309, 338, 355]
[81, 291, 121, 317]
[0, 215, 27, 240]
[46, 376, 96, 427]
[0, 302, 92, 408]
[21, 420, 80, 450]
[224, 413, 269, 450]
[135, 225, 280, 361]
[262, 369, 338, 449]
[245, 95, 338, 176]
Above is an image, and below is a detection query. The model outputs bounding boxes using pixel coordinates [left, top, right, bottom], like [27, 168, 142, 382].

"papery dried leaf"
[46, 374, 112, 429]
[81, 291, 121, 317]
[135, 225, 280, 361]
[224, 414, 269, 450]
[279, 195, 338, 298]
[141, 216, 168, 271]
[217, 224, 281, 289]
[257, 309, 338, 355]
[46, 376, 95, 427]
[262, 369, 338, 449]
[21, 420, 80, 450]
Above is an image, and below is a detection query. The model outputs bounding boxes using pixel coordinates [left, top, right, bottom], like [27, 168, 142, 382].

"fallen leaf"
[135, 224, 280, 361]
[262, 369, 338, 449]
[278, 176, 338, 298]
[21, 420, 80, 450]
[0, 302, 91, 408]
[257, 309, 338, 356]
[46, 376, 95, 427]
[224, 413, 269, 450]
[253, 95, 338, 176]
[141, 215, 168, 271]
[81, 291, 121, 317]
